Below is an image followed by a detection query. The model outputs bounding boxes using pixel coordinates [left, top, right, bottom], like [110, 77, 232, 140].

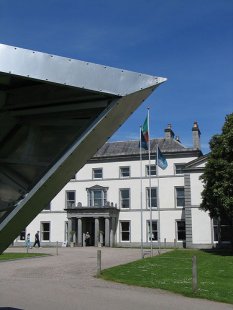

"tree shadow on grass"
[0, 308, 24, 310]
[201, 248, 233, 257]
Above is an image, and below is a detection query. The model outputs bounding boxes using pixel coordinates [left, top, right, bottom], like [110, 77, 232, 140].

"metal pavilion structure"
[0, 43, 166, 253]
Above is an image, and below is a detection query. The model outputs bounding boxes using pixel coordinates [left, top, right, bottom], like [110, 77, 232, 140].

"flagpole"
[147, 108, 153, 257]
[140, 126, 144, 259]
[156, 144, 161, 254]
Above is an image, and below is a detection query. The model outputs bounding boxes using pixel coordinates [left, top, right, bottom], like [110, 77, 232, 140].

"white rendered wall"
[16, 152, 211, 247]
[192, 208, 212, 244]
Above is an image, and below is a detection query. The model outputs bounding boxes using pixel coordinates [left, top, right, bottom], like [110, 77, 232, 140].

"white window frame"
[146, 164, 156, 176]
[175, 187, 185, 208]
[120, 221, 131, 242]
[147, 220, 158, 241]
[119, 166, 130, 178]
[119, 188, 130, 209]
[65, 190, 76, 208]
[41, 222, 51, 241]
[92, 168, 103, 179]
[146, 187, 157, 209]
[174, 163, 185, 174]
[87, 186, 108, 207]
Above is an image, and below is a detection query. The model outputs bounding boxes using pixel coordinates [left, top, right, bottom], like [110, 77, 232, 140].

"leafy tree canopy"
[200, 113, 233, 221]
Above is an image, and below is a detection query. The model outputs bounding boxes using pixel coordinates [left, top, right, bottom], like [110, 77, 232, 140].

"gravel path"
[0, 247, 232, 310]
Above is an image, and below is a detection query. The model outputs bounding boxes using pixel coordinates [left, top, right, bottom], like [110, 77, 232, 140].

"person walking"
[33, 231, 41, 248]
[25, 233, 32, 249]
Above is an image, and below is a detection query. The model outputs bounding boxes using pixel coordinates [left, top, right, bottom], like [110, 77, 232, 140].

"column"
[95, 218, 100, 246]
[105, 218, 110, 247]
[110, 217, 116, 247]
[77, 218, 83, 247]
[68, 218, 72, 244]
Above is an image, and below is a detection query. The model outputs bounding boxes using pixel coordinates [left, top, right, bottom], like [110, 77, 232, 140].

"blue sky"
[0, 0, 232, 153]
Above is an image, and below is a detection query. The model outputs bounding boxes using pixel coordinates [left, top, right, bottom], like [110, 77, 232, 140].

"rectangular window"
[175, 164, 185, 174]
[120, 221, 130, 241]
[147, 221, 158, 241]
[120, 166, 130, 178]
[177, 220, 186, 241]
[43, 203, 51, 211]
[146, 188, 157, 208]
[93, 168, 103, 179]
[19, 229, 26, 241]
[120, 189, 130, 209]
[66, 191, 76, 208]
[146, 165, 156, 176]
[176, 187, 185, 207]
[89, 189, 107, 207]
[41, 222, 50, 241]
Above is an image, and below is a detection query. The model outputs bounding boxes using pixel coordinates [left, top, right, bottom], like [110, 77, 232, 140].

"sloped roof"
[93, 138, 199, 158]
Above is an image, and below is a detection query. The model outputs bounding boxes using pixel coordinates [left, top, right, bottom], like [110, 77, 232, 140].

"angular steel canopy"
[0, 43, 166, 253]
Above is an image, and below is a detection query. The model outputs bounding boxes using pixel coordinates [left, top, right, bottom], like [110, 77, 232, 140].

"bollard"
[56, 241, 58, 256]
[164, 238, 167, 248]
[96, 249, 101, 277]
[192, 256, 198, 292]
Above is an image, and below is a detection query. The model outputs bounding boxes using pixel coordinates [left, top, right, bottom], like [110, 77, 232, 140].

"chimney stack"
[192, 121, 201, 149]
[164, 123, 175, 139]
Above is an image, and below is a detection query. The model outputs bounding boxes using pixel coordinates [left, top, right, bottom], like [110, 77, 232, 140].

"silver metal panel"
[0, 44, 166, 96]
[0, 43, 166, 253]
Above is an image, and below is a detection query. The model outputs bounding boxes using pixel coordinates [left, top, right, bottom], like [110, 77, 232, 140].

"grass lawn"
[101, 249, 233, 304]
[0, 252, 49, 261]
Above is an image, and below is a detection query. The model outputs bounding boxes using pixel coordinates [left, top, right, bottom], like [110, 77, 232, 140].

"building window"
[147, 221, 158, 241]
[87, 186, 107, 207]
[146, 188, 157, 208]
[120, 166, 130, 178]
[93, 168, 103, 179]
[175, 164, 185, 174]
[213, 217, 231, 242]
[19, 229, 26, 240]
[175, 187, 185, 207]
[120, 189, 130, 209]
[43, 203, 51, 211]
[146, 165, 156, 176]
[120, 221, 131, 241]
[65, 191, 76, 208]
[41, 222, 50, 241]
[176, 220, 186, 241]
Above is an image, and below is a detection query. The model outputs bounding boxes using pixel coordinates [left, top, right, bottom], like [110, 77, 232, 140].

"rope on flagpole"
[140, 126, 144, 259]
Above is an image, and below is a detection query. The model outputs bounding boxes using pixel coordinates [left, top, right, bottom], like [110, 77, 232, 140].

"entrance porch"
[66, 206, 119, 247]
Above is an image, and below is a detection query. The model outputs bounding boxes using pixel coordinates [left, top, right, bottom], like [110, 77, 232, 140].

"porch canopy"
[0, 43, 166, 253]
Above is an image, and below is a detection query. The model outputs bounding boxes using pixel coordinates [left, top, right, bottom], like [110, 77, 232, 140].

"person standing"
[85, 232, 90, 246]
[26, 233, 32, 249]
[33, 231, 40, 248]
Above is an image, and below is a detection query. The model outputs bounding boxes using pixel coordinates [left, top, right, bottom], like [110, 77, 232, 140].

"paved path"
[0, 247, 232, 310]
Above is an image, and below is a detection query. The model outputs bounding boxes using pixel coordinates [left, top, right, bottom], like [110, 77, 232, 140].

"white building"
[15, 122, 220, 249]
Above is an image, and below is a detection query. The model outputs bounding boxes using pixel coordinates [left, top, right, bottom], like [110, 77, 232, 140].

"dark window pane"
[177, 221, 186, 241]
[175, 164, 185, 174]
[120, 167, 130, 177]
[122, 232, 130, 241]
[93, 169, 102, 179]
[121, 222, 129, 231]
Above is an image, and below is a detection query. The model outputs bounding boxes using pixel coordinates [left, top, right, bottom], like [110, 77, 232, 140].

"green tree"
[200, 113, 233, 245]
